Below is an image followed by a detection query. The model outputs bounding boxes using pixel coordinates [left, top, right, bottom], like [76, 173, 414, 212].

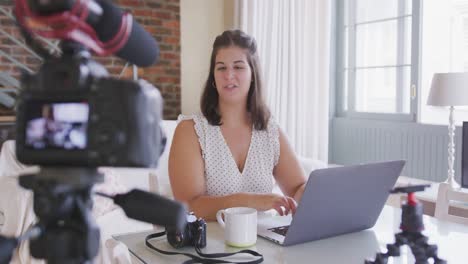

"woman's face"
[213, 46, 252, 105]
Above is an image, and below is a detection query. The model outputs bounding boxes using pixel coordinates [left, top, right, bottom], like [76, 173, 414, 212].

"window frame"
[335, 0, 422, 122]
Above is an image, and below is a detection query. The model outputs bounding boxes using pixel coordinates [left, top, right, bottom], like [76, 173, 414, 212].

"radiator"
[330, 117, 462, 182]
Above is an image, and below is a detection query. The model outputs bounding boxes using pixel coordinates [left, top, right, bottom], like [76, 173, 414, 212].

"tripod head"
[391, 184, 430, 232]
[21, 169, 102, 263]
[391, 184, 430, 206]
[390, 184, 431, 194]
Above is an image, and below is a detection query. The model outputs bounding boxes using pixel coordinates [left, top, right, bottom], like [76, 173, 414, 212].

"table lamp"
[427, 72, 468, 189]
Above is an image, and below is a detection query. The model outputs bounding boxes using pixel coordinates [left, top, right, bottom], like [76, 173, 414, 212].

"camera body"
[166, 214, 207, 249]
[15, 45, 166, 167]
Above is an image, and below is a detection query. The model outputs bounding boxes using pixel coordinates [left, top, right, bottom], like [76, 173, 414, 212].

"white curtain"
[235, 0, 331, 162]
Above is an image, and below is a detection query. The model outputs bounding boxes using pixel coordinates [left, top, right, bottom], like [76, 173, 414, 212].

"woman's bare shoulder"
[173, 119, 199, 145]
[175, 119, 195, 134]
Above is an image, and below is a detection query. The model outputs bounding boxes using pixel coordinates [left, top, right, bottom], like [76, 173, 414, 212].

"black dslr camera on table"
[145, 213, 264, 264]
[166, 214, 207, 249]
[0, 0, 188, 263]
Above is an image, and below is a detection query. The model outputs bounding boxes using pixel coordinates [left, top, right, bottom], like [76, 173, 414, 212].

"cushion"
[151, 120, 177, 197]
[109, 120, 177, 197]
[0, 176, 40, 263]
[0, 140, 32, 178]
[298, 156, 328, 176]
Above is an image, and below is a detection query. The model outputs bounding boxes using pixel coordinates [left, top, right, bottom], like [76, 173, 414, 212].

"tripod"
[366, 185, 446, 264]
[0, 167, 188, 264]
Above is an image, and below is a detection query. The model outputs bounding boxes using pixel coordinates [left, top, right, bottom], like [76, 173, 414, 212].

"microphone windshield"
[93, 0, 159, 67]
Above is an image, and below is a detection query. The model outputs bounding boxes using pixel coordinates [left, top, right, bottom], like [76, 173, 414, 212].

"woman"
[169, 30, 306, 221]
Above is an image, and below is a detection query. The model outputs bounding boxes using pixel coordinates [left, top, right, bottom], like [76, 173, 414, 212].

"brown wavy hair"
[200, 30, 270, 130]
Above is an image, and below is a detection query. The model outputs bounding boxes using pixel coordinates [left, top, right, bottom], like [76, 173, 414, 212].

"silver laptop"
[258, 160, 405, 246]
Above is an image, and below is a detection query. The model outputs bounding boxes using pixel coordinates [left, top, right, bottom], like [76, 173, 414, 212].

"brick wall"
[0, 0, 181, 120]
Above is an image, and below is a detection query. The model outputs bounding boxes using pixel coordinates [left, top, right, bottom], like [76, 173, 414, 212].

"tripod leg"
[365, 232, 409, 263]
[386, 232, 408, 257]
[365, 253, 388, 264]
[418, 237, 446, 264]
[433, 257, 447, 264]
[410, 233, 447, 264]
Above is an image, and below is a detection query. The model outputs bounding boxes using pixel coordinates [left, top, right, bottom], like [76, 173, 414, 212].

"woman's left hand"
[251, 193, 298, 216]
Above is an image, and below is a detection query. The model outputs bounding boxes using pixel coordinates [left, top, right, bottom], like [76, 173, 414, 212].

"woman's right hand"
[251, 193, 298, 216]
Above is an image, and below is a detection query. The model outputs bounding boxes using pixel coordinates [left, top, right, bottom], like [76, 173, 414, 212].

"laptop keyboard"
[268, 225, 289, 236]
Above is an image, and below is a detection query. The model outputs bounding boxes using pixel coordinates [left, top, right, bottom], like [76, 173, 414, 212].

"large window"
[338, 0, 468, 124]
[338, 0, 416, 120]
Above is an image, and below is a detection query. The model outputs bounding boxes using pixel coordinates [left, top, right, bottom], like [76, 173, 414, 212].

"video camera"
[15, 49, 166, 167]
[0, 0, 187, 263]
[14, 0, 165, 167]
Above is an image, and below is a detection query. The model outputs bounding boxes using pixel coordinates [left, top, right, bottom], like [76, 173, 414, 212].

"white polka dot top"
[177, 113, 280, 196]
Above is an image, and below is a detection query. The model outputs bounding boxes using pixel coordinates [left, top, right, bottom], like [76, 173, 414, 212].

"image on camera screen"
[25, 102, 89, 150]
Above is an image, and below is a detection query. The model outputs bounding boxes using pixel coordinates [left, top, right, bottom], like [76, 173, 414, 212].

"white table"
[114, 206, 468, 264]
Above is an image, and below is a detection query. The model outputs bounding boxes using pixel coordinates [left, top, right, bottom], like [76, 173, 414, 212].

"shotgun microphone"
[15, 0, 160, 67]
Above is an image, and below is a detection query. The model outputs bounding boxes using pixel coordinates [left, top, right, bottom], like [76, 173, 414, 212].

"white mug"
[216, 207, 257, 247]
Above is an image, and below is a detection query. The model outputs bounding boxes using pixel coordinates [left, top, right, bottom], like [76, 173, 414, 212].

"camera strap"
[145, 231, 264, 264]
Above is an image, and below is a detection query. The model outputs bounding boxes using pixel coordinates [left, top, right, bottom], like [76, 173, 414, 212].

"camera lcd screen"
[25, 102, 89, 150]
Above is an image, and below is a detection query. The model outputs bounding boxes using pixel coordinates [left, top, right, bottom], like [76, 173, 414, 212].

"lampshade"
[427, 72, 468, 106]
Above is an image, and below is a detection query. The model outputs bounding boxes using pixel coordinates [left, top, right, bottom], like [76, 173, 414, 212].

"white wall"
[180, 0, 235, 115]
